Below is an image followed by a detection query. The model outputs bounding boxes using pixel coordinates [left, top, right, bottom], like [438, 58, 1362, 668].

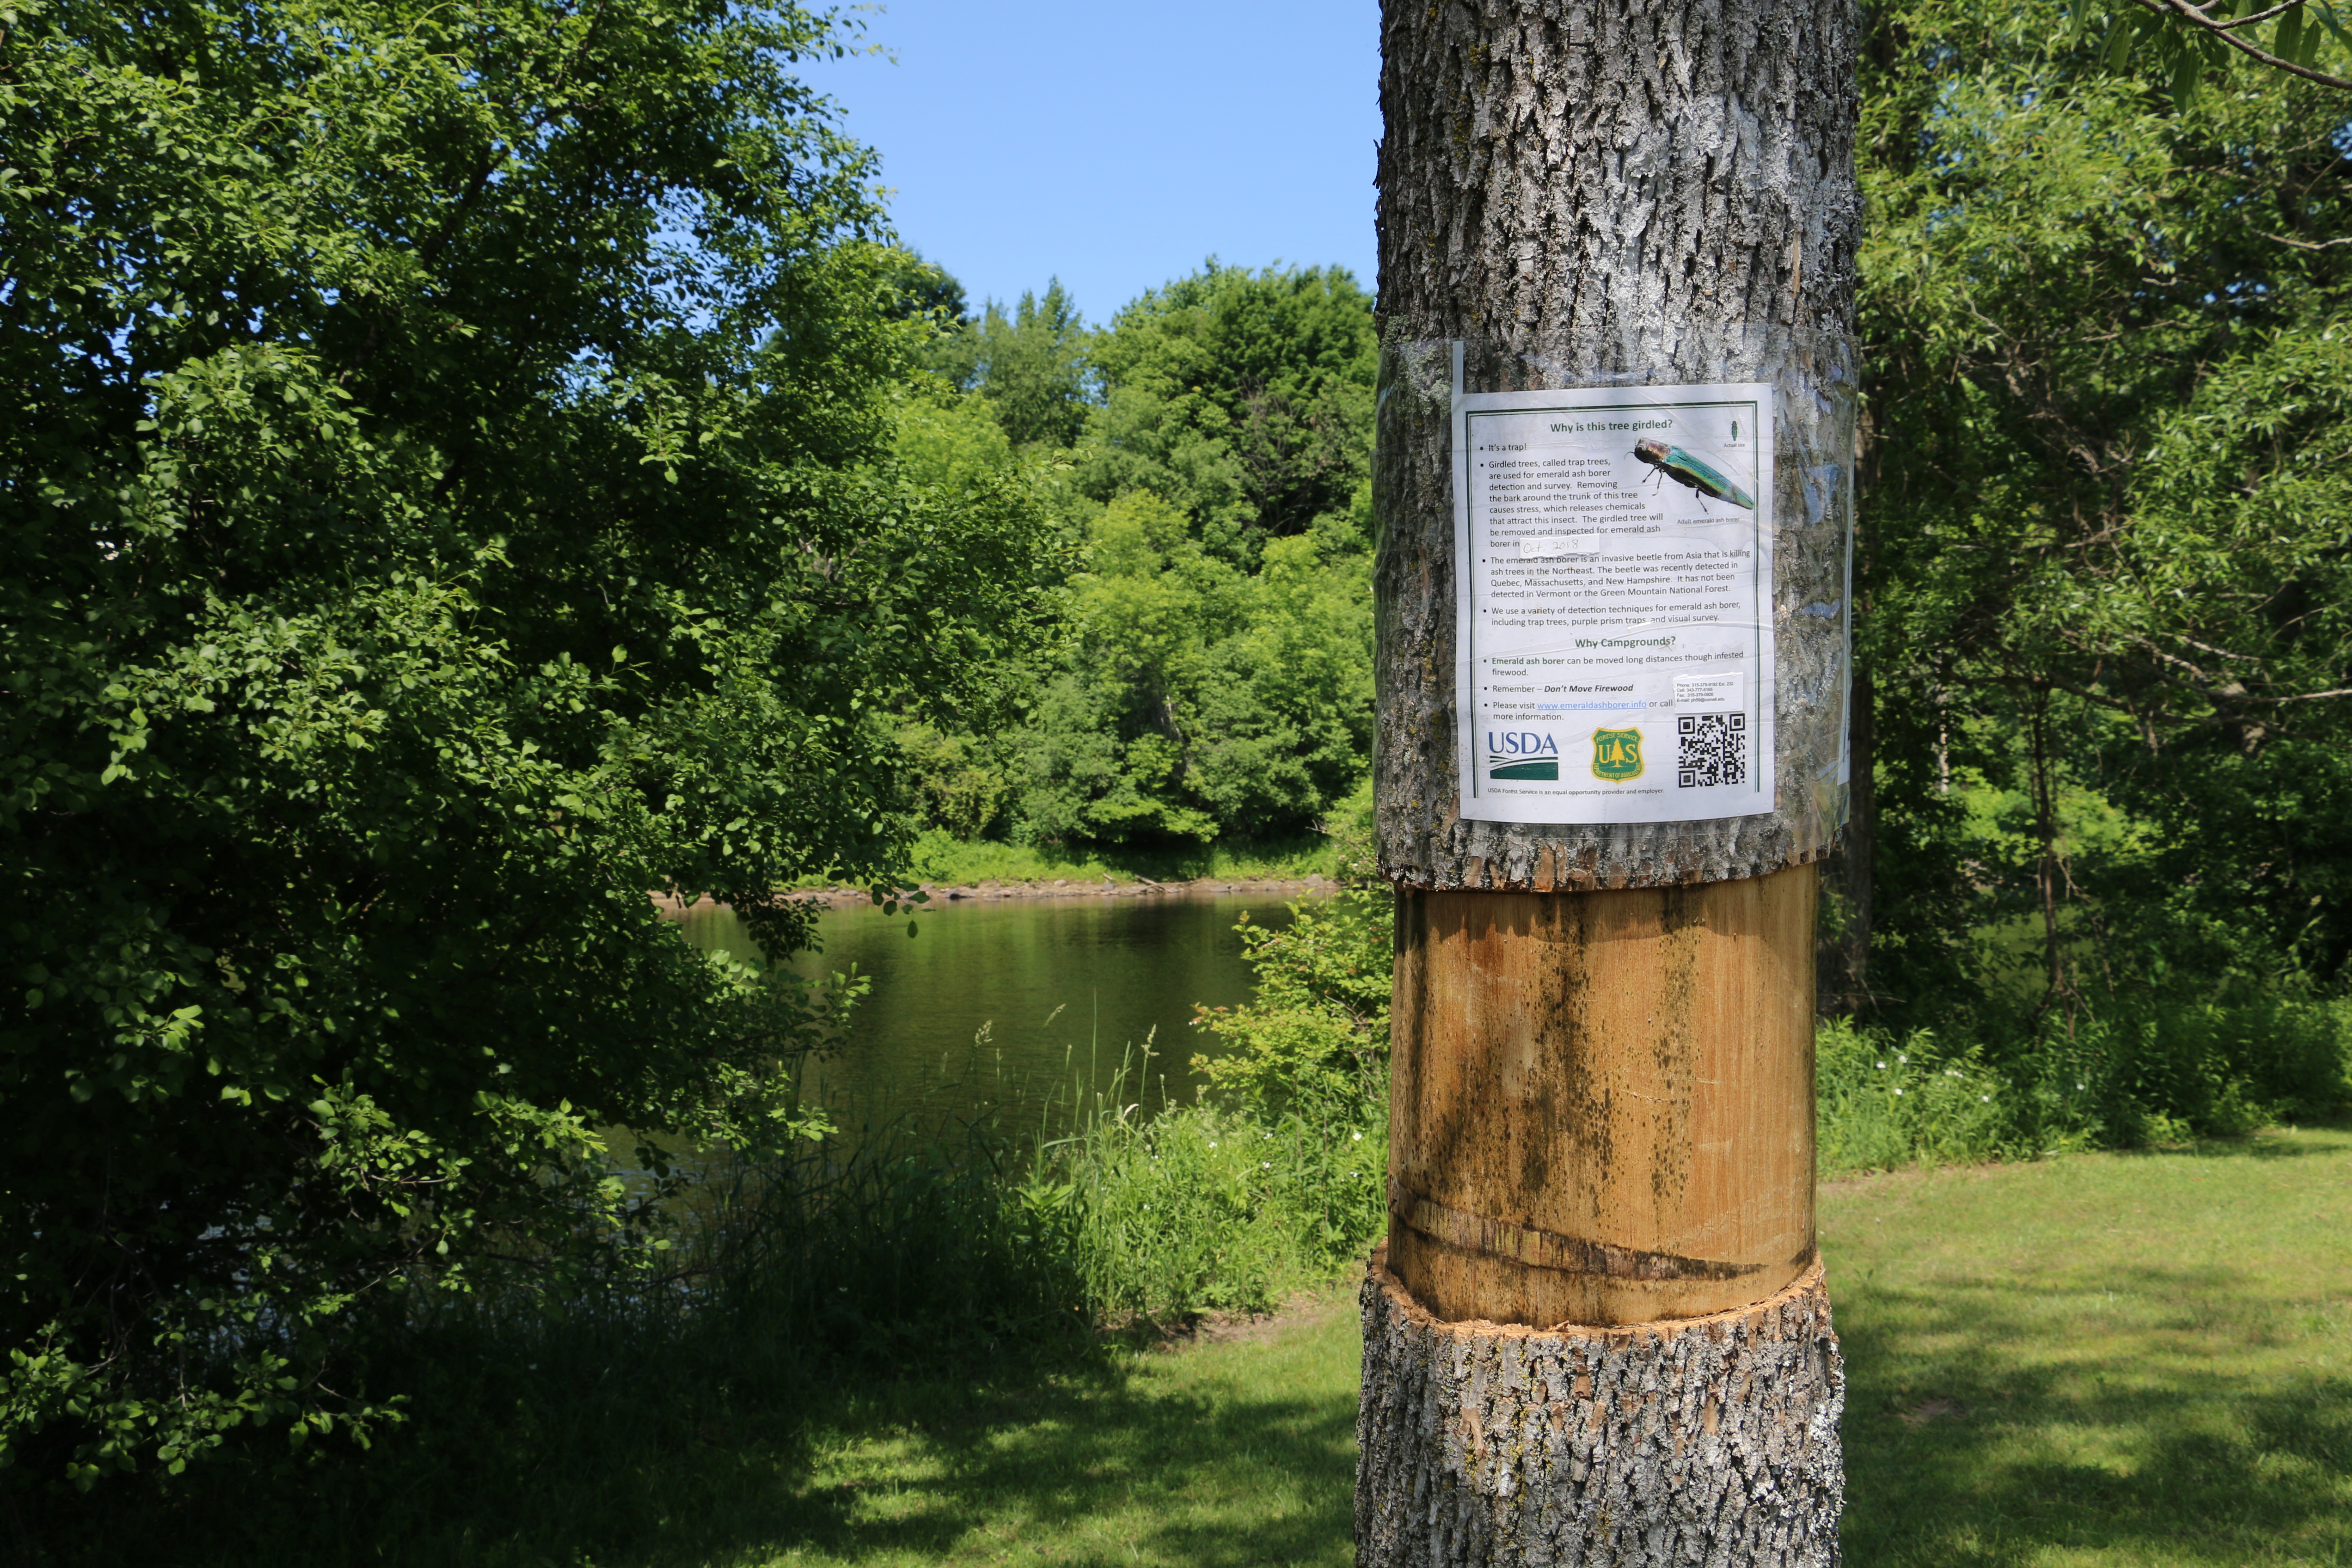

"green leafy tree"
[893, 381, 1019, 491]
[982, 264, 1381, 848]
[1076, 262, 1376, 568]
[1853, 0, 2352, 1041]
[889, 263, 1383, 851]
[0, 0, 1058, 1482]
[879, 250, 971, 327]
[1193, 889, 1393, 1118]
[927, 280, 1095, 450]
[2089, 0, 2350, 95]
[1013, 493, 1373, 845]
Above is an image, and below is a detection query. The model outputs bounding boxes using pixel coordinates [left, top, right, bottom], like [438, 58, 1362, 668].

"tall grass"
[1040, 1087, 1386, 1324]
[1819, 989, 2352, 1173]
[603, 1034, 1390, 1372]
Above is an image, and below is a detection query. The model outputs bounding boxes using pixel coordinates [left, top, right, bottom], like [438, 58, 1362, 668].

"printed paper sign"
[1453, 379, 1776, 824]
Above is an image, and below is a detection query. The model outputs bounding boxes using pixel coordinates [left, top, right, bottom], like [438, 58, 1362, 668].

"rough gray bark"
[1356, 1248, 1845, 1568]
[1372, 0, 1861, 892]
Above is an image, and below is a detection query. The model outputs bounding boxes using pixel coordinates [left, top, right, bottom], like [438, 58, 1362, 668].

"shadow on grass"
[18, 1328, 1360, 1568]
[763, 1363, 1358, 1566]
[1836, 1265, 2352, 1567]
[2117, 1117, 2352, 1163]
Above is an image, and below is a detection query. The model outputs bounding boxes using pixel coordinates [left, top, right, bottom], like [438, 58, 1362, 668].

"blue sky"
[797, 0, 1381, 326]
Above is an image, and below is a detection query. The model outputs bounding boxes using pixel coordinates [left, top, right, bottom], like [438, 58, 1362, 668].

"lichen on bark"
[1355, 1248, 1846, 1568]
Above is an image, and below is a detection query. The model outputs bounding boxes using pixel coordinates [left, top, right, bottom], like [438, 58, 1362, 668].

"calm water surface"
[672, 892, 1314, 1132]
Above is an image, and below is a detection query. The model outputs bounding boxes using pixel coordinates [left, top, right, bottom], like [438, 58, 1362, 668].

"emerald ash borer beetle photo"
[1633, 437, 1756, 511]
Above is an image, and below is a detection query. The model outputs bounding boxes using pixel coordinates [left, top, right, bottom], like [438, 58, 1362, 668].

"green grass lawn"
[752, 1301, 1363, 1568]
[1826, 1125, 2352, 1568]
[717, 1127, 2352, 1568]
[35, 1127, 2350, 1567]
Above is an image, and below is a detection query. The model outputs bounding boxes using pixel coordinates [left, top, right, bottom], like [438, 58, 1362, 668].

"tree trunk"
[1365, 0, 1858, 1562]
[1372, 0, 1861, 895]
[1357, 1246, 1845, 1568]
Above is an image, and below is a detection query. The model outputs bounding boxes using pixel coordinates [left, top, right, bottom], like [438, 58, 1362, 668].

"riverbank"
[655, 875, 1338, 917]
[879, 828, 1345, 898]
[802, 870, 1341, 908]
[653, 830, 1347, 914]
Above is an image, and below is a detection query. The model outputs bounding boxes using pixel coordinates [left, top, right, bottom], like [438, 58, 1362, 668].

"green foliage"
[1194, 890, 1393, 1117]
[926, 279, 1095, 450]
[1012, 492, 1375, 845]
[901, 828, 1338, 887]
[1075, 263, 1377, 569]
[0, 0, 1060, 1482]
[876, 248, 971, 328]
[1856, 0, 2352, 1029]
[898, 262, 1381, 852]
[1817, 994, 2350, 1173]
[1820, 1020, 2087, 1171]
[1038, 1096, 1386, 1324]
[894, 723, 1015, 841]
[1320, 775, 1381, 888]
[2075, 0, 2351, 98]
[892, 383, 1020, 493]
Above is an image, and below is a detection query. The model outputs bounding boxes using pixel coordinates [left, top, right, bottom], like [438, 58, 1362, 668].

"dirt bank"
[654, 873, 1339, 917]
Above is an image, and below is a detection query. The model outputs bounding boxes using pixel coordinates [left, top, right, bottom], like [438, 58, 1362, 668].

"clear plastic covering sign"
[1454, 378, 1776, 824]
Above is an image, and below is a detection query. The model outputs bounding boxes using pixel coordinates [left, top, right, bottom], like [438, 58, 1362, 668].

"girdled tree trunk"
[1364, 2, 1858, 1563]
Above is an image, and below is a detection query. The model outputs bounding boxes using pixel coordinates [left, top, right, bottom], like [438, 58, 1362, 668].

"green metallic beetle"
[1633, 437, 1756, 511]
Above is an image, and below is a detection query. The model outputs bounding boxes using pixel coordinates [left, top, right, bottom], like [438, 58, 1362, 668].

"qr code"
[1677, 712, 1748, 788]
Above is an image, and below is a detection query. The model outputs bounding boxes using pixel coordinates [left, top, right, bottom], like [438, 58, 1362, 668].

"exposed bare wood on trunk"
[1386, 868, 1818, 1326]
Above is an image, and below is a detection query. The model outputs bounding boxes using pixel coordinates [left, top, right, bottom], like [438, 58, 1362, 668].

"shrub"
[1191, 888, 1392, 1117]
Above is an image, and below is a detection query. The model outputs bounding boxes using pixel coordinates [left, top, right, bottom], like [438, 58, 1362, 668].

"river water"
[671, 891, 1314, 1135]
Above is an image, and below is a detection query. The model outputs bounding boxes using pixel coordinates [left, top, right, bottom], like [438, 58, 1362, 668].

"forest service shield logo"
[1591, 727, 1645, 782]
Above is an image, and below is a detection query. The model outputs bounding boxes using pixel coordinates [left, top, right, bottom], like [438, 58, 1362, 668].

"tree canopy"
[1852, 0, 2352, 1030]
[0, 0, 1058, 1482]
[892, 262, 1380, 850]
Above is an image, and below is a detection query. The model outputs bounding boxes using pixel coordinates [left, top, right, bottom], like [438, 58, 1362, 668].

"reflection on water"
[671, 892, 1311, 1134]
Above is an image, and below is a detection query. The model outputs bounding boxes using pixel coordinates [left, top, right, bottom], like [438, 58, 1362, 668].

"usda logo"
[1485, 731, 1560, 782]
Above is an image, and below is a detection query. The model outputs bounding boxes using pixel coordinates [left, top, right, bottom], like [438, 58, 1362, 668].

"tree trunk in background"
[1363, 0, 1858, 1563]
